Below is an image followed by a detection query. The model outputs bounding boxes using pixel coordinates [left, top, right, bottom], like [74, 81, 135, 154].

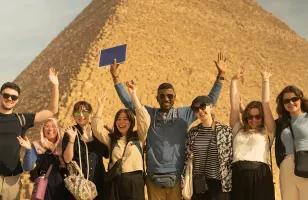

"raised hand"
[16, 136, 31, 150]
[126, 80, 137, 95]
[64, 127, 77, 142]
[214, 52, 228, 75]
[48, 67, 59, 85]
[261, 70, 272, 81]
[232, 63, 245, 82]
[110, 59, 120, 78]
[104, 125, 113, 133]
[97, 91, 107, 108]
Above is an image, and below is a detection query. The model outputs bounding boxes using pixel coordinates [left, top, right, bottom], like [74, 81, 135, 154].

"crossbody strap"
[268, 135, 273, 172]
[76, 129, 90, 180]
[132, 140, 145, 173]
[289, 121, 297, 155]
[44, 164, 53, 179]
[190, 123, 215, 174]
[108, 138, 128, 170]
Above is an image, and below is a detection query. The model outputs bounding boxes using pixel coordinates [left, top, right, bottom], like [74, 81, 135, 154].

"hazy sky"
[0, 0, 307, 85]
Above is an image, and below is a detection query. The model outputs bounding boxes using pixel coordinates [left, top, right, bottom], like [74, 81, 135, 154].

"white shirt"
[232, 122, 271, 164]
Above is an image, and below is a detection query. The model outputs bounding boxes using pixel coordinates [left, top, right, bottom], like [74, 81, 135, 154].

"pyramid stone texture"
[15, 0, 308, 199]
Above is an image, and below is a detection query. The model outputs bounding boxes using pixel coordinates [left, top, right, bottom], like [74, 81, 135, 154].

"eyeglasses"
[73, 111, 90, 117]
[1, 93, 19, 101]
[282, 96, 300, 105]
[248, 114, 262, 120]
[159, 94, 174, 100]
[192, 103, 210, 113]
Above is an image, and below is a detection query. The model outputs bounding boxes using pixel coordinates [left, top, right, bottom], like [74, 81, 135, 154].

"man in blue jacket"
[110, 53, 227, 200]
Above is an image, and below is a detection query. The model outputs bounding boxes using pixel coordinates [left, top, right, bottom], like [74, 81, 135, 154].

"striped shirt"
[192, 124, 221, 179]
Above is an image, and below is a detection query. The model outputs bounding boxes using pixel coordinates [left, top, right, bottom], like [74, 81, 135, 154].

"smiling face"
[115, 111, 131, 136]
[282, 92, 302, 116]
[43, 120, 58, 143]
[193, 103, 212, 122]
[156, 88, 176, 112]
[72, 101, 92, 127]
[242, 101, 264, 130]
[73, 108, 91, 127]
[0, 88, 19, 112]
[247, 108, 263, 129]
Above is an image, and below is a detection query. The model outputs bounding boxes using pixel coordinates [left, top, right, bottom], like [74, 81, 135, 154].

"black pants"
[192, 179, 230, 200]
[232, 161, 275, 200]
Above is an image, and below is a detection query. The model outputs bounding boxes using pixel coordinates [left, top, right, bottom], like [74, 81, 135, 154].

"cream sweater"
[92, 106, 150, 173]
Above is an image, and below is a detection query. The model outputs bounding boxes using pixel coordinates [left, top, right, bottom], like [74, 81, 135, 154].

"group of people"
[0, 52, 308, 200]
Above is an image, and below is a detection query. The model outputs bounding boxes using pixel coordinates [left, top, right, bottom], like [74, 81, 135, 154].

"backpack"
[15, 113, 26, 128]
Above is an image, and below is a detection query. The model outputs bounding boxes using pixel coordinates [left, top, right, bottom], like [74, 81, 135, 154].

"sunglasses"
[192, 103, 210, 113]
[73, 111, 90, 117]
[282, 96, 300, 105]
[159, 94, 174, 100]
[1, 93, 19, 101]
[248, 114, 262, 120]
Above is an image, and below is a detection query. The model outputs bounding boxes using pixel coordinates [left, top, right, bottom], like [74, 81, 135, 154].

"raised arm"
[261, 71, 275, 135]
[126, 80, 150, 143]
[230, 72, 243, 128]
[110, 59, 136, 111]
[17, 136, 36, 171]
[91, 94, 111, 148]
[62, 127, 77, 163]
[34, 68, 59, 123]
[208, 52, 227, 104]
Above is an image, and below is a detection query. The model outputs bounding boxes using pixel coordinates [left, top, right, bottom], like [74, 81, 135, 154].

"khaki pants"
[146, 177, 181, 200]
[0, 174, 21, 200]
[280, 155, 308, 200]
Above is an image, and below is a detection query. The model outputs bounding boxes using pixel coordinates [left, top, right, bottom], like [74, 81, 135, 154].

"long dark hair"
[276, 85, 308, 121]
[110, 109, 137, 142]
[242, 101, 264, 131]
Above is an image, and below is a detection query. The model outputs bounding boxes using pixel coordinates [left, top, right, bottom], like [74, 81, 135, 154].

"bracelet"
[68, 141, 74, 144]
[216, 75, 225, 81]
[112, 75, 119, 79]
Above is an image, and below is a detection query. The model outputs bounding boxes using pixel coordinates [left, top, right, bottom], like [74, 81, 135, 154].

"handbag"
[64, 130, 98, 200]
[289, 123, 308, 178]
[182, 154, 193, 200]
[149, 173, 177, 188]
[104, 140, 128, 183]
[31, 164, 53, 200]
[104, 159, 123, 183]
[193, 174, 208, 194]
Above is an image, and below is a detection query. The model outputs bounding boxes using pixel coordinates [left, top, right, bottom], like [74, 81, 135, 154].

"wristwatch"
[216, 75, 225, 81]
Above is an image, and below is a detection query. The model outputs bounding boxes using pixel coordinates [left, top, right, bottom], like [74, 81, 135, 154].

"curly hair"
[276, 85, 308, 121]
[242, 101, 264, 131]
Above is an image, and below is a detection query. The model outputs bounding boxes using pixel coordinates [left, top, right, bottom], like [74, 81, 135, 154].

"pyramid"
[14, 0, 308, 199]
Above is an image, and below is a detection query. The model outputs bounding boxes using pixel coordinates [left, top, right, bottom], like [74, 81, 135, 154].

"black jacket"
[275, 118, 289, 167]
